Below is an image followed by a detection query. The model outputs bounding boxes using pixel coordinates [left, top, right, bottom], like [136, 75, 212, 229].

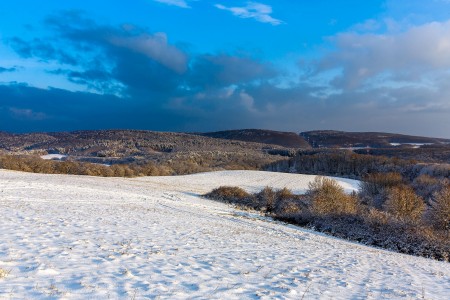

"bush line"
[204, 175, 450, 262]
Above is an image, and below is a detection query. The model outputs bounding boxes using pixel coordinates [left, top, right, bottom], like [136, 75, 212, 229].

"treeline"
[0, 155, 171, 177]
[0, 152, 284, 177]
[354, 145, 450, 164]
[266, 152, 449, 242]
[267, 150, 450, 181]
[205, 175, 450, 261]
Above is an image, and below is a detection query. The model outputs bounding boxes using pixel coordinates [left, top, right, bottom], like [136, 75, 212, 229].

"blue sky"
[1, 0, 450, 137]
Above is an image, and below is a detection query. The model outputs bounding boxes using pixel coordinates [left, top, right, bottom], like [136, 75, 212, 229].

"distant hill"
[0, 130, 289, 165]
[199, 129, 311, 149]
[300, 130, 450, 148]
[2, 129, 449, 165]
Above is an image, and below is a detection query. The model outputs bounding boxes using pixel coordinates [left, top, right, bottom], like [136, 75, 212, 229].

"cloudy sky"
[1, 0, 450, 137]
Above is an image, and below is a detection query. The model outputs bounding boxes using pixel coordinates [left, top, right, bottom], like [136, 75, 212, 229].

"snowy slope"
[40, 154, 68, 160]
[0, 170, 448, 299]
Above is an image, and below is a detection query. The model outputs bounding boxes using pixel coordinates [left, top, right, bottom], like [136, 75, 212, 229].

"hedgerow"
[204, 176, 450, 262]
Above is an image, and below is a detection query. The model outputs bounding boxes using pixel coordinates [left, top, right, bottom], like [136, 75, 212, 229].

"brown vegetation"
[200, 129, 311, 148]
[0, 149, 285, 177]
[383, 185, 425, 223]
[268, 150, 450, 182]
[412, 174, 444, 203]
[0, 155, 174, 177]
[431, 185, 450, 230]
[255, 187, 277, 212]
[308, 176, 358, 216]
[204, 186, 254, 208]
[205, 176, 450, 262]
[359, 172, 404, 207]
[355, 145, 450, 164]
[301, 130, 449, 149]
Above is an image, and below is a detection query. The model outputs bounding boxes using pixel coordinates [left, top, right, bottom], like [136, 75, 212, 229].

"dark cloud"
[2, 11, 450, 138]
[9, 37, 79, 65]
[8, 11, 199, 97]
[8, 107, 47, 121]
[43, 11, 189, 72]
[6, 11, 281, 104]
[188, 54, 277, 89]
[0, 67, 17, 73]
[1, 79, 449, 137]
[48, 68, 121, 95]
[0, 84, 196, 133]
[43, 11, 277, 95]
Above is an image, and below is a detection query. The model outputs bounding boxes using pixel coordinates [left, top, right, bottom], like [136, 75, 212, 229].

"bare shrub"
[255, 186, 277, 212]
[274, 198, 304, 218]
[276, 187, 295, 201]
[308, 176, 357, 216]
[110, 164, 126, 177]
[140, 162, 169, 176]
[384, 185, 425, 223]
[122, 166, 136, 177]
[412, 174, 443, 203]
[170, 159, 205, 175]
[254, 187, 304, 215]
[273, 187, 295, 213]
[54, 161, 81, 174]
[273, 188, 304, 217]
[362, 207, 391, 227]
[430, 185, 450, 230]
[203, 183, 449, 261]
[359, 172, 403, 208]
[84, 164, 111, 177]
[204, 186, 254, 207]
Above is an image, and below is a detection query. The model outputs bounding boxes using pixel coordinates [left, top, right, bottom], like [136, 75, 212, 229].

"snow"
[339, 146, 369, 150]
[0, 169, 448, 299]
[40, 154, 68, 160]
[389, 143, 433, 148]
[140, 170, 360, 195]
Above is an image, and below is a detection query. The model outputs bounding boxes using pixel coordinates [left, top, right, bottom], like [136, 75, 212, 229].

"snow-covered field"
[40, 154, 68, 160]
[0, 169, 448, 299]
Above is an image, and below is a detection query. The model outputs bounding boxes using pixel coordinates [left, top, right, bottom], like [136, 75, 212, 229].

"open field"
[0, 170, 448, 299]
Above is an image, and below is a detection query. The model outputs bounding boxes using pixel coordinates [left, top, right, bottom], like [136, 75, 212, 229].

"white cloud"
[215, 2, 284, 25]
[109, 33, 188, 73]
[350, 19, 381, 33]
[317, 20, 450, 90]
[153, 0, 190, 8]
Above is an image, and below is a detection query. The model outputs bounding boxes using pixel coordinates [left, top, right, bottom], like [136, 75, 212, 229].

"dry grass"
[0, 268, 11, 279]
